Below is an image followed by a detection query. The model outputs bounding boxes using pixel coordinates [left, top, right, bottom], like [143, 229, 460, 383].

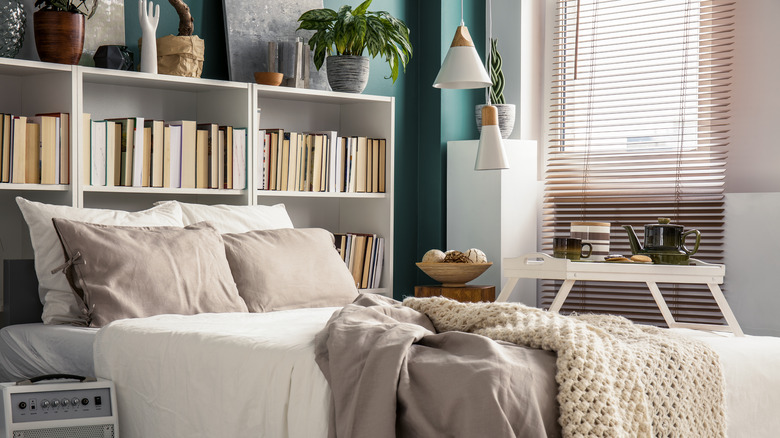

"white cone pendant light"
[433, 19, 491, 89]
[475, 105, 508, 170]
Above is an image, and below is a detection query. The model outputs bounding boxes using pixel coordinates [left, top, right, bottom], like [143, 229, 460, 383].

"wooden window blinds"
[543, 0, 734, 325]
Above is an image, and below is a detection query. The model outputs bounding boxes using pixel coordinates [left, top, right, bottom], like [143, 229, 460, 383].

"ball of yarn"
[464, 248, 487, 263]
[443, 250, 472, 263]
[422, 249, 446, 263]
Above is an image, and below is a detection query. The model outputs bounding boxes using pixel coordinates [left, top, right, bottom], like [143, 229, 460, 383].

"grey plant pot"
[326, 55, 370, 93]
[475, 104, 516, 139]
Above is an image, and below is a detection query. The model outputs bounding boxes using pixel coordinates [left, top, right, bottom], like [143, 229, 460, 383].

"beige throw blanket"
[403, 297, 727, 438]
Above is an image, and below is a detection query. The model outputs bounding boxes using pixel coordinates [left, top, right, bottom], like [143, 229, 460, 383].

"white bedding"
[92, 308, 780, 438]
[0, 323, 98, 382]
[93, 308, 339, 438]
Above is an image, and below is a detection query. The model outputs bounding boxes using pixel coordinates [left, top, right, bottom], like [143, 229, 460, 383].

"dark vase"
[326, 55, 370, 93]
[33, 10, 85, 65]
[0, 0, 25, 58]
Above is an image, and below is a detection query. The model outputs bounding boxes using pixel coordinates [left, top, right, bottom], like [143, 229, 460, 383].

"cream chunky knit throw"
[403, 297, 726, 438]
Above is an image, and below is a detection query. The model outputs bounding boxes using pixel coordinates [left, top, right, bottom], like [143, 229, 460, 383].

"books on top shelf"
[334, 232, 385, 290]
[257, 128, 386, 194]
[0, 112, 70, 185]
[84, 115, 247, 190]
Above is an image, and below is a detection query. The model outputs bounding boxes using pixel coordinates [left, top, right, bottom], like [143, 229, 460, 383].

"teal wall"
[122, 0, 485, 300]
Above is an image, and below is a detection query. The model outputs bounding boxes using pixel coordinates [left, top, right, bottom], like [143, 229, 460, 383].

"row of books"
[335, 233, 385, 290]
[0, 113, 70, 185]
[85, 115, 247, 190]
[258, 129, 386, 193]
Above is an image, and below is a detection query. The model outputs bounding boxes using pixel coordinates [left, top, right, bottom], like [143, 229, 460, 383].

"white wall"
[493, 0, 780, 336]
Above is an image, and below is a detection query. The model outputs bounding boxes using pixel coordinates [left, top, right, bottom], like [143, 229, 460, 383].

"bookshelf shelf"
[0, 183, 70, 192]
[0, 57, 395, 297]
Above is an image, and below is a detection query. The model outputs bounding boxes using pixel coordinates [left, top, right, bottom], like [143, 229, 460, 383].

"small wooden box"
[414, 285, 496, 303]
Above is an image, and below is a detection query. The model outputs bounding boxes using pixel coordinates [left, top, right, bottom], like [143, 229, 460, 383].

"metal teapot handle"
[681, 229, 701, 255]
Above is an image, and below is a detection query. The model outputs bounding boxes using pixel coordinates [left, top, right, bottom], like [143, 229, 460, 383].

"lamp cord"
[460, 0, 464, 26]
[485, 0, 493, 105]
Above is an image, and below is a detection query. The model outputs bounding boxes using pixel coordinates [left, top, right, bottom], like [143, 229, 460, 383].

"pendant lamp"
[432, 0, 491, 89]
[475, 0, 508, 170]
[475, 104, 508, 170]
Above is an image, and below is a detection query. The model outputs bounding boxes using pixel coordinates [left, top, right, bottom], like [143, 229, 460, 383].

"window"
[544, 0, 734, 325]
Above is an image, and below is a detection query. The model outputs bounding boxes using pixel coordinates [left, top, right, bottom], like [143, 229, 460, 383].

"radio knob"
[72, 397, 80, 406]
[62, 398, 69, 406]
[81, 398, 90, 405]
[41, 400, 50, 408]
[52, 400, 59, 407]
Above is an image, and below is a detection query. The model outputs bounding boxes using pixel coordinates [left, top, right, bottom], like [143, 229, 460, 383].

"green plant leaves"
[297, 1, 412, 82]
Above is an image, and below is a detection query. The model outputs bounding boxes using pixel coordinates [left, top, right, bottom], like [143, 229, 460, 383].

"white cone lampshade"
[475, 105, 509, 170]
[433, 26, 491, 89]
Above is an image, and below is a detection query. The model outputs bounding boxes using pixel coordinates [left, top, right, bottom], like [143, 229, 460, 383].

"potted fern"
[476, 38, 515, 138]
[297, 0, 412, 93]
[33, 0, 98, 64]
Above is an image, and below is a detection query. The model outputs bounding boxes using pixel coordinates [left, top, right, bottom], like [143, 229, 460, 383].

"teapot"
[622, 218, 701, 265]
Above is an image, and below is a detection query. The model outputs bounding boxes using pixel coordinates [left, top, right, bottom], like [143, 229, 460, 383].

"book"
[222, 126, 233, 189]
[90, 120, 107, 186]
[197, 123, 219, 189]
[1, 114, 10, 183]
[371, 138, 380, 193]
[366, 137, 373, 193]
[347, 137, 357, 192]
[351, 234, 367, 287]
[337, 137, 346, 192]
[232, 127, 247, 190]
[105, 118, 137, 187]
[106, 121, 121, 186]
[25, 121, 40, 184]
[195, 129, 209, 189]
[361, 234, 375, 289]
[130, 117, 144, 187]
[280, 133, 291, 191]
[378, 138, 386, 193]
[217, 127, 226, 189]
[168, 120, 196, 188]
[29, 115, 57, 184]
[37, 112, 70, 184]
[9, 116, 27, 183]
[82, 113, 91, 185]
[145, 120, 164, 188]
[266, 129, 282, 190]
[372, 237, 385, 288]
[355, 136, 368, 193]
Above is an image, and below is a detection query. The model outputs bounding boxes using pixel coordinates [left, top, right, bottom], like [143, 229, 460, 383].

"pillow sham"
[52, 219, 248, 327]
[157, 201, 294, 234]
[221, 228, 358, 312]
[15, 197, 184, 324]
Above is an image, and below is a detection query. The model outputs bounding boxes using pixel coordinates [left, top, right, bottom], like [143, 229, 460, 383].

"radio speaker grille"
[12, 424, 114, 438]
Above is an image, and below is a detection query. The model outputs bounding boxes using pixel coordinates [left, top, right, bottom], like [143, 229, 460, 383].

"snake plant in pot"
[33, 0, 98, 64]
[297, 0, 412, 93]
[476, 38, 515, 138]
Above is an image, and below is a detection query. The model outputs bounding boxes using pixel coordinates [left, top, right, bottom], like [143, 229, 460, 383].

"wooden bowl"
[416, 262, 493, 287]
[254, 72, 284, 86]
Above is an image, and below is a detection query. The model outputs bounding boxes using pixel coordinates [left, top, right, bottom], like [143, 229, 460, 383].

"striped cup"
[571, 222, 611, 261]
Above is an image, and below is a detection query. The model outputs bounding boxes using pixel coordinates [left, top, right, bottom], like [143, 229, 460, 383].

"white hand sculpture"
[139, 0, 160, 74]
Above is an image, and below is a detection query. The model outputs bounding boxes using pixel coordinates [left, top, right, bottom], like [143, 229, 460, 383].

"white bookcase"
[446, 140, 538, 305]
[0, 57, 394, 299]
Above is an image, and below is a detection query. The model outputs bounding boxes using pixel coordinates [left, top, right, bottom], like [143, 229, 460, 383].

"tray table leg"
[496, 278, 519, 302]
[707, 283, 744, 337]
[646, 282, 678, 329]
[549, 279, 576, 313]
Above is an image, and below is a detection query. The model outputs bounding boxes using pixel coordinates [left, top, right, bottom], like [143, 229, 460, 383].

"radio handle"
[16, 374, 97, 386]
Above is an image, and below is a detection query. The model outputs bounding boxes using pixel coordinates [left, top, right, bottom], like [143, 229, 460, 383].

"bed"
[4, 200, 780, 437]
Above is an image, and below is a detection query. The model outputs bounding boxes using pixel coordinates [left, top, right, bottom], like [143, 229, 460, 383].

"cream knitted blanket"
[403, 297, 726, 438]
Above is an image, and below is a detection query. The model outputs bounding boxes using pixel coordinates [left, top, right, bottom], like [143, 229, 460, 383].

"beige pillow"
[16, 197, 184, 324]
[221, 228, 358, 312]
[52, 219, 248, 327]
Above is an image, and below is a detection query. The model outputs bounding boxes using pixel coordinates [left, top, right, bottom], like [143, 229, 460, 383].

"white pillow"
[158, 201, 294, 234]
[15, 197, 184, 325]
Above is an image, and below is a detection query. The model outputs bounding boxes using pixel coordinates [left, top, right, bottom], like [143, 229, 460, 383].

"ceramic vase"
[475, 103, 516, 139]
[33, 10, 84, 65]
[326, 55, 369, 93]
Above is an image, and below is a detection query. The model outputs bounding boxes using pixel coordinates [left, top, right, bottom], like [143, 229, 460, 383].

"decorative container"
[476, 103, 516, 139]
[33, 10, 85, 65]
[0, 0, 25, 58]
[93, 45, 134, 70]
[326, 55, 369, 93]
[416, 262, 492, 287]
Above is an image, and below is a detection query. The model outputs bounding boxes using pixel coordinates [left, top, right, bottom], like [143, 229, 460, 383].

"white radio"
[0, 375, 118, 438]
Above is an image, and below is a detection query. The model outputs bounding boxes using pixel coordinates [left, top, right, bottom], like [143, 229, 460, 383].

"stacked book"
[84, 114, 247, 190]
[258, 129, 386, 193]
[334, 233, 385, 289]
[0, 112, 70, 185]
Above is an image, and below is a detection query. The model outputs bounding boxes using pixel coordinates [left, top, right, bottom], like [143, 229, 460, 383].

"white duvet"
[94, 309, 780, 438]
[93, 308, 338, 438]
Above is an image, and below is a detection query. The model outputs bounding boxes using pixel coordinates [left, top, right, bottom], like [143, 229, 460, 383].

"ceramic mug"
[553, 237, 592, 260]
[571, 221, 610, 261]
